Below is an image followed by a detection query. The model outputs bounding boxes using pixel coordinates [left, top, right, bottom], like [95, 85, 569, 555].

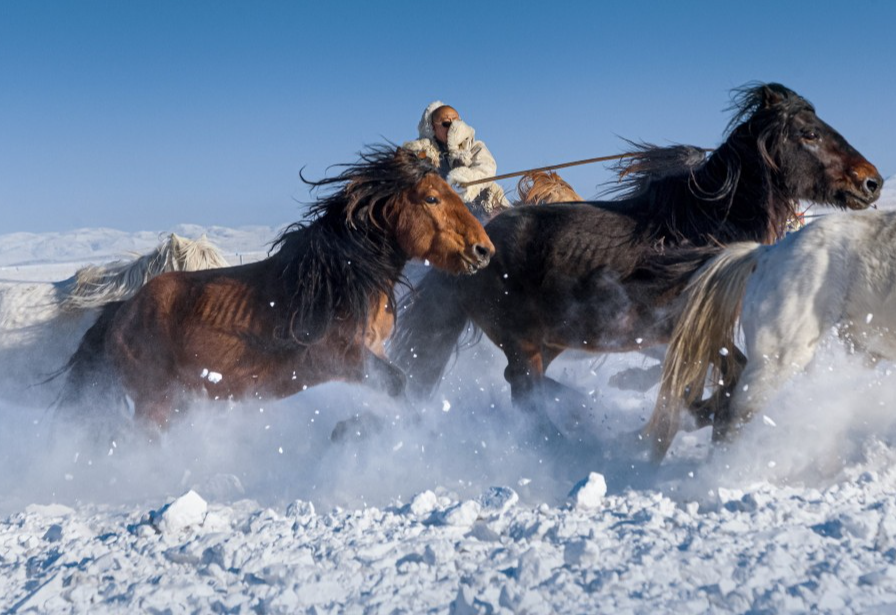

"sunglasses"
[438, 119, 459, 128]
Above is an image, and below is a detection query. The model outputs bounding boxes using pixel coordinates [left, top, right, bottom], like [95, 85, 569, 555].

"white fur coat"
[403, 100, 509, 220]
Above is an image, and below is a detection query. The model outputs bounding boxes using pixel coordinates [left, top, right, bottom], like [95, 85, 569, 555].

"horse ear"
[760, 84, 786, 109]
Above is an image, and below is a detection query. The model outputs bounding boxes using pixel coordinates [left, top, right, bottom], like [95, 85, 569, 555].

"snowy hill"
[3, 214, 896, 612]
[881, 173, 896, 209]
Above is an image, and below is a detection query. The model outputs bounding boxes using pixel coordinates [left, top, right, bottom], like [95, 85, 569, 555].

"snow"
[568, 472, 608, 510]
[2, 206, 896, 612]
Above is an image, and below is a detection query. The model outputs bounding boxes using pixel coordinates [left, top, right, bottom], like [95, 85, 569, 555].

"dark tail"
[389, 271, 470, 400]
[55, 301, 127, 419]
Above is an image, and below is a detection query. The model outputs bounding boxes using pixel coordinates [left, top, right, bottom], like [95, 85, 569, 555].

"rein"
[459, 149, 715, 188]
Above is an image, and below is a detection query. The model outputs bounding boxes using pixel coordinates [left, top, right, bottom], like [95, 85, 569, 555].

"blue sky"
[1, 0, 894, 234]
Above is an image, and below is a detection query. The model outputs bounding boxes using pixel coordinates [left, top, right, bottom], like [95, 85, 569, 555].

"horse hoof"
[330, 412, 386, 443]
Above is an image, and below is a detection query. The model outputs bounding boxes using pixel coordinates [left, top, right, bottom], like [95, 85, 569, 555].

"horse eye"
[801, 130, 819, 141]
[424, 196, 440, 205]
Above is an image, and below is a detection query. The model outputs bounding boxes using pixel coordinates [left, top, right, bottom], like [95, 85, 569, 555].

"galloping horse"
[0, 234, 229, 407]
[391, 83, 882, 428]
[646, 210, 896, 461]
[59, 146, 494, 432]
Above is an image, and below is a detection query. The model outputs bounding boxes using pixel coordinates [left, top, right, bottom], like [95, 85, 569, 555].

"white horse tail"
[644, 241, 763, 461]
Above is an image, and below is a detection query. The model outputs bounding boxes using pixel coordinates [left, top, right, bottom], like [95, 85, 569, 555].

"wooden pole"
[459, 148, 713, 188]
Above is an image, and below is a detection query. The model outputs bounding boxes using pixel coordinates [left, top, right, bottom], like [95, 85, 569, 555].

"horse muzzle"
[842, 167, 884, 210]
[462, 242, 494, 274]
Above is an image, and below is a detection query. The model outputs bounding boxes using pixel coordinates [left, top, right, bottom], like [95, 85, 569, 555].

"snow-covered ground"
[2, 181, 896, 613]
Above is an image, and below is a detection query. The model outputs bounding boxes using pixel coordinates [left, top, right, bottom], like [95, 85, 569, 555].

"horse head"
[729, 82, 883, 211]
[389, 153, 494, 275]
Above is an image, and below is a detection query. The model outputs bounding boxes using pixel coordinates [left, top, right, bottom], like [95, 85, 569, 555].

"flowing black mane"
[270, 146, 437, 344]
[609, 83, 814, 246]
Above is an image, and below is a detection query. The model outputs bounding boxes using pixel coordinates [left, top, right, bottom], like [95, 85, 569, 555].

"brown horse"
[59, 146, 494, 432]
[515, 170, 584, 205]
[390, 83, 883, 432]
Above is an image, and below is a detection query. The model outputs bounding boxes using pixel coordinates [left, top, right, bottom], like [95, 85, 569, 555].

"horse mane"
[608, 83, 808, 246]
[516, 170, 584, 205]
[725, 81, 814, 136]
[56, 234, 230, 311]
[270, 145, 436, 345]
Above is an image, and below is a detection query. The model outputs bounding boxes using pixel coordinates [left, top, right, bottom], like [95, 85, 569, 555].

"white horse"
[0, 234, 230, 407]
[645, 210, 896, 461]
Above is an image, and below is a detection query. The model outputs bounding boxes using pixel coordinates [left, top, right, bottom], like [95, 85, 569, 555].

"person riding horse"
[403, 102, 509, 221]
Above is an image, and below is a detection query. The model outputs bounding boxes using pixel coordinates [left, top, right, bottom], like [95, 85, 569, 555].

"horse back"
[484, 202, 642, 282]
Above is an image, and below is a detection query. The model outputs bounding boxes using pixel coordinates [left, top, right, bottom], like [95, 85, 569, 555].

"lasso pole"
[459, 148, 714, 188]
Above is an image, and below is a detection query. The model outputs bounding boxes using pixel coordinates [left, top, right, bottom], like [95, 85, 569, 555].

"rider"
[403, 101, 509, 221]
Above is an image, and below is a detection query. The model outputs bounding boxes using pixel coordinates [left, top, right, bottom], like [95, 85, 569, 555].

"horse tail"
[55, 301, 127, 420]
[389, 271, 469, 400]
[644, 241, 763, 461]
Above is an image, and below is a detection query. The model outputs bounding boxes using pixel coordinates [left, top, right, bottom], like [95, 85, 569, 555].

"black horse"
[391, 83, 883, 427]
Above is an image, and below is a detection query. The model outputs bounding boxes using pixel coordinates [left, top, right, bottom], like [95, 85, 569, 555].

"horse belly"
[843, 282, 896, 361]
[541, 268, 676, 352]
[546, 303, 672, 353]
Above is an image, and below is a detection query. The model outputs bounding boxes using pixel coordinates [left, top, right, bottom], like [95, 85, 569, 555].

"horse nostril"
[473, 243, 491, 260]
[864, 177, 881, 196]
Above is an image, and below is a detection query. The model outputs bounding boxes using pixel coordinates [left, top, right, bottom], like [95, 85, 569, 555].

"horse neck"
[275, 217, 408, 341]
[692, 139, 793, 244]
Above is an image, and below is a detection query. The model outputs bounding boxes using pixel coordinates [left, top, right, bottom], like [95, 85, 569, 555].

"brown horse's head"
[391, 171, 494, 275]
[294, 146, 494, 278]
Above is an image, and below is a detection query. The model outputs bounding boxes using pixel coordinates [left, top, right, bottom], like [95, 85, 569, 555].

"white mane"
[56, 234, 230, 310]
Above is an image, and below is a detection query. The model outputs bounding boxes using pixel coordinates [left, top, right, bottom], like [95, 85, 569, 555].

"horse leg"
[364, 292, 394, 359]
[502, 339, 573, 438]
[330, 350, 406, 443]
[362, 348, 406, 397]
[688, 346, 747, 429]
[131, 390, 179, 440]
[502, 339, 546, 412]
[539, 344, 586, 402]
[713, 342, 813, 444]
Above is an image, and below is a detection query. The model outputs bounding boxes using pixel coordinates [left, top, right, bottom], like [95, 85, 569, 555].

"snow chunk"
[452, 584, 490, 615]
[433, 500, 482, 527]
[564, 538, 600, 567]
[568, 472, 607, 510]
[476, 486, 518, 517]
[286, 499, 316, 522]
[43, 524, 64, 543]
[408, 490, 439, 516]
[151, 490, 208, 534]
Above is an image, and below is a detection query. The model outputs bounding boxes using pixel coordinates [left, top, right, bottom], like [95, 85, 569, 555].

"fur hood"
[415, 100, 449, 142]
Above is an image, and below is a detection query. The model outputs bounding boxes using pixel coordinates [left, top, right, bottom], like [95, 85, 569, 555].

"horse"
[0, 234, 230, 408]
[58, 146, 494, 433]
[645, 210, 896, 462]
[515, 170, 584, 205]
[390, 83, 883, 431]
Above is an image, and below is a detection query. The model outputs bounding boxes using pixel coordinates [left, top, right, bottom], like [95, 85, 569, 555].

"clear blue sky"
[1, 0, 894, 234]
